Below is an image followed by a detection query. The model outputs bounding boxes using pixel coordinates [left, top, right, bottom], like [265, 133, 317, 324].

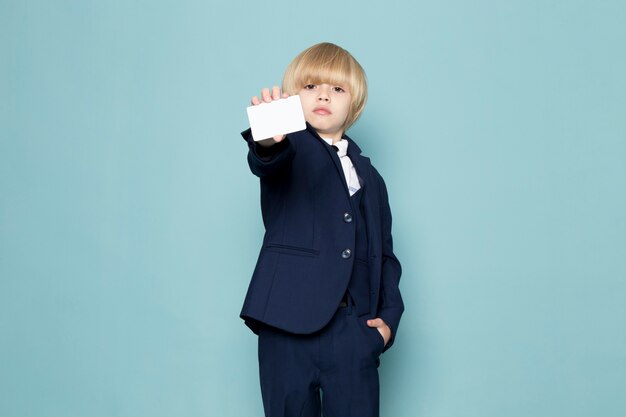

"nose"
[317, 85, 330, 102]
[317, 95, 329, 102]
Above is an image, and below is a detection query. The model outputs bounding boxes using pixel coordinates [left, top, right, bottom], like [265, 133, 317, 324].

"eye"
[303, 84, 316, 90]
[333, 86, 346, 93]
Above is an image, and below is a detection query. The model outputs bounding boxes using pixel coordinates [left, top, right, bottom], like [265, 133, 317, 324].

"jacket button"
[341, 249, 352, 259]
[343, 212, 353, 223]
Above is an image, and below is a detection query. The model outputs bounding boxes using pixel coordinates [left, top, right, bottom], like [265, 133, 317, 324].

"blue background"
[2, 1, 625, 416]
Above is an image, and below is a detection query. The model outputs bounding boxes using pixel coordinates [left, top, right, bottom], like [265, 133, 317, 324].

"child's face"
[298, 83, 352, 142]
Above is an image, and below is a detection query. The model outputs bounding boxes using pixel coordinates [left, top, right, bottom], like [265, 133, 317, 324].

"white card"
[246, 95, 306, 141]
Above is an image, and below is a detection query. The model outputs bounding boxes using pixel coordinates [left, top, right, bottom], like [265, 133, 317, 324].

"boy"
[241, 42, 403, 417]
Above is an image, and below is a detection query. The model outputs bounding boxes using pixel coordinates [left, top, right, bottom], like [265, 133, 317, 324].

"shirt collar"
[321, 138, 349, 157]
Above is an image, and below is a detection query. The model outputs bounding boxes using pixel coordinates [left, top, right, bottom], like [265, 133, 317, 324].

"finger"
[367, 319, 383, 328]
[251, 96, 260, 105]
[282, 92, 289, 98]
[272, 86, 281, 100]
[261, 88, 271, 103]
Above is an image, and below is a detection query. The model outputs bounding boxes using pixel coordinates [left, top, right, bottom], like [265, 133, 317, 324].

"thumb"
[367, 318, 383, 328]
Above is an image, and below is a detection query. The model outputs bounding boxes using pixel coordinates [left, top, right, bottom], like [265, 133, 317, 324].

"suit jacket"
[241, 124, 404, 350]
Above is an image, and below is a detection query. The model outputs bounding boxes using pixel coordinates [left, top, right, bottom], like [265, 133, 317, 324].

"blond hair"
[282, 42, 368, 131]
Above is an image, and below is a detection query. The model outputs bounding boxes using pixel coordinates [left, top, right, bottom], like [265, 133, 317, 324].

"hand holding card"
[246, 95, 306, 142]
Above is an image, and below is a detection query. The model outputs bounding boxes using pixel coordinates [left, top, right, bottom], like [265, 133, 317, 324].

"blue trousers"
[258, 305, 385, 417]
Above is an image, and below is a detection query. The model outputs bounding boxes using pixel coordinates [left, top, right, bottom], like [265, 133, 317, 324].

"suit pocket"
[358, 318, 385, 358]
[264, 243, 319, 257]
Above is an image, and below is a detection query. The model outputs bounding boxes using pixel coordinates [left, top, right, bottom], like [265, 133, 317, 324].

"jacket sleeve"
[241, 128, 295, 178]
[376, 174, 404, 352]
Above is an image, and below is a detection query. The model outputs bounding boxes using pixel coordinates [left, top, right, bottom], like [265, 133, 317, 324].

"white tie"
[325, 139, 361, 196]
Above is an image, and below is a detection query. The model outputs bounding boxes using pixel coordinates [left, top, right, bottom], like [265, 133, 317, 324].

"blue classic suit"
[241, 123, 404, 350]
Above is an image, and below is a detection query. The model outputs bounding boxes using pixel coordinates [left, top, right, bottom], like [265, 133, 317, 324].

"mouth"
[313, 107, 331, 115]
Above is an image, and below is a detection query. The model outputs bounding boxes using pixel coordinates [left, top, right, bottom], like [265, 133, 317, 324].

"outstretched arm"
[243, 86, 296, 178]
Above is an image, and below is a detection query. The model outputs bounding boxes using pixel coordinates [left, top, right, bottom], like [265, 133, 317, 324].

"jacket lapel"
[346, 136, 370, 189]
[307, 124, 351, 196]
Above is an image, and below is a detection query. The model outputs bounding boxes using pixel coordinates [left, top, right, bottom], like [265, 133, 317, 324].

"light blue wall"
[2, 1, 625, 416]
